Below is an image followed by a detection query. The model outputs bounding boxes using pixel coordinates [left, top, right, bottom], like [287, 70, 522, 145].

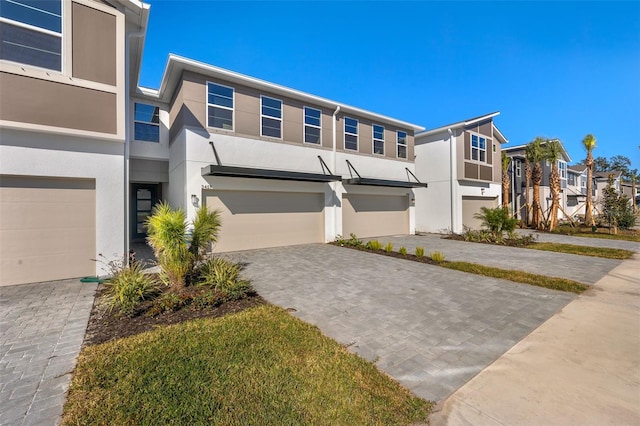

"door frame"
[130, 183, 160, 242]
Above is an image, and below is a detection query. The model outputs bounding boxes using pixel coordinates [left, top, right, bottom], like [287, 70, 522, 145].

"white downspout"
[124, 29, 146, 258]
[332, 105, 341, 239]
[448, 128, 455, 232]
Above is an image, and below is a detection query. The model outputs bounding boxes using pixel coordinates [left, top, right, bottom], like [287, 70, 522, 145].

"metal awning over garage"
[202, 165, 341, 183]
[343, 177, 427, 188]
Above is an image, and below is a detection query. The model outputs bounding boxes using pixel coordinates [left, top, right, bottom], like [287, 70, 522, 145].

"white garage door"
[461, 196, 498, 230]
[342, 194, 409, 238]
[205, 190, 324, 252]
[0, 176, 96, 286]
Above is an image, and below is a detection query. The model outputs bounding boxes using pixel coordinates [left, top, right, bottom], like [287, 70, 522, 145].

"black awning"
[343, 178, 427, 188]
[202, 165, 341, 182]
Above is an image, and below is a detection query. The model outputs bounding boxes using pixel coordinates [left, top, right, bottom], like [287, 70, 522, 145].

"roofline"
[502, 139, 572, 162]
[415, 111, 500, 138]
[492, 123, 508, 144]
[148, 54, 425, 131]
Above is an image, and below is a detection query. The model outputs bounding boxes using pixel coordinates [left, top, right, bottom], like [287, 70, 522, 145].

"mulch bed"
[83, 285, 266, 347]
[330, 242, 441, 265]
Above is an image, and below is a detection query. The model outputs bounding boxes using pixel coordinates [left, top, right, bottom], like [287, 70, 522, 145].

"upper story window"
[0, 0, 62, 71]
[568, 173, 575, 186]
[515, 159, 521, 177]
[261, 96, 282, 138]
[373, 124, 384, 155]
[471, 134, 487, 162]
[344, 117, 358, 151]
[134, 103, 160, 143]
[397, 131, 407, 159]
[558, 160, 567, 179]
[207, 82, 234, 130]
[581, 174, 586, 188]
[303, 106, 321, 144]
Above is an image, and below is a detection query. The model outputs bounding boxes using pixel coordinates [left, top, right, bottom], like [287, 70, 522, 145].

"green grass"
[441, 261, 588, 294]
[63, 305, 432, 425]
[527, 242, 635, 260]
[564, 232, 640, 243]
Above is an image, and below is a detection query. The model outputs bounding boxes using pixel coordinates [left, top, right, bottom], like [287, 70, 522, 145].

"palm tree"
[583, 134, 596, 226]
[501, 152, 511, 209]
[544, 139, 563, 231]
[526, 137, 545, 229]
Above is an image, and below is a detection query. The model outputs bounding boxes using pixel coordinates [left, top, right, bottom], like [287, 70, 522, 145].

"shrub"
[618, 204, 637, 230]
[384, 242, 393, 253]
[430, 251, 445, 263]
[192, 289, 226, 309]
[366, 240, 382, 251]
[474, 206, 517, 240]
[398, 246, 407, 255]
[348, 233, 364, 247]
[102, 260, 159, 317]
[415, 247, 425, 258]
[147, 292, 189, 316]
[198, 258, 253, 300]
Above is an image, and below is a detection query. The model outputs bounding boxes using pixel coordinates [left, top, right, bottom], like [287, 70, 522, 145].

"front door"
[131, 184, 159, 241]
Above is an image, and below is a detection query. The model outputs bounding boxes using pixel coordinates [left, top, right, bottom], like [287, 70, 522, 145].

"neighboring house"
[594, 171, 637, 210]
[565, 165, 589, 219]
[131, 56, 426, 253]
[413, 112, 508, 233]
[0, 0, 150, 286]
[503, 139, 571, 222]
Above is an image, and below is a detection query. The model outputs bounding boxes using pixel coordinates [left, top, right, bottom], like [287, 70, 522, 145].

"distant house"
[565, 165, 589, 219]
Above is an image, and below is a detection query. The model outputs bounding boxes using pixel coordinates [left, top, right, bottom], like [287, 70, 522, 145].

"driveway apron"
[227, 244, 575, 402]
[0, 280, 97, 426]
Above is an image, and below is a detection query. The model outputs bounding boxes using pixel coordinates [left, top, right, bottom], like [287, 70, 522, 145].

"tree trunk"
[525, 160, 531, 226]
[532, 162, 542, 229]
[548, 164, 560, 231]
[502, 167, 510, 209]
[584, 153, 595, 226]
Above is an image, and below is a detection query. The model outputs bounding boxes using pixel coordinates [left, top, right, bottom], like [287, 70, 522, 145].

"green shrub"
[430, 251, 445, 263]
[147, 292, 189, 316]
[415, 247, 425, 258]
[398, 246, 407, 255]
[348, 233, 364, 247]
[618, 204, 637, 230]
[198, 258, 253, 300]
[384, 242, 394, 253]
[102, 260, 159, 317]
[366, 240, 383, 251]
[474, 206, 517, 240]
[192, 289, 226, 309]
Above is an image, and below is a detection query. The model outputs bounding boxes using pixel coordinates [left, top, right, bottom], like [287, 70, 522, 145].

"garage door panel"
[342, 194, 409, 238]
[462, 196, 498, 230]
[206, 190, 324, 252]
[0, 177, 96, 286]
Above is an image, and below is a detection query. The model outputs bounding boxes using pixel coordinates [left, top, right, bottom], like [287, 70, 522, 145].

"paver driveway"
[227, 244, 575, 402]
[0, 280, 97, 426]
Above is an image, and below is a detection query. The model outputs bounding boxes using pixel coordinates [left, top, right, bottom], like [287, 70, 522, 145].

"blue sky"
[138, 1, 640, 171]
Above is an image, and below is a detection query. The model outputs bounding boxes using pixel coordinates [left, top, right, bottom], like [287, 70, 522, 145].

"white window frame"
[558, 160, 567, 180]
[260, 95, 282, 139]
[344, 116, 358, 151]
[397, 130, 408, 159]
[303, 106, 321, 145]
[0, 0, 64, 72]
[372, 124, 385, 156]
[581, 174, 586, 188]
[470, 133, 488, 163]
[206, 81, 235, 131]
[133, 102, 160, 143]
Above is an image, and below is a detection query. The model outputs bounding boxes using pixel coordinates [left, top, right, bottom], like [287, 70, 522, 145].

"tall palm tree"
[526, 138, 545, 229]
[583, 134, 596, 226]
[544, 139, 563, 231]
[501, 152, 511, 209]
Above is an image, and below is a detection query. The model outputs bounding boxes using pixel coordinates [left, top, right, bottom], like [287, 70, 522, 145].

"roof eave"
[416, 111, 500, 138]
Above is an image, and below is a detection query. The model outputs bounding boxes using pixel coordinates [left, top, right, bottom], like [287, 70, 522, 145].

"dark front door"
[131, 184, 159, 241]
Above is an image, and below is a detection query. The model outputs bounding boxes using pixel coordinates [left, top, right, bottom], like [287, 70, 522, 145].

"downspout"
[124, 29, 146, 259]
[332, 105, 341, 239]
[512, 159, 516, 218]
[448, 128, 454, 232]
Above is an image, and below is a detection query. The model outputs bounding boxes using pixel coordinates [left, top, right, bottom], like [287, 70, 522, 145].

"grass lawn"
[527, 242, 635, 260]
[560, 232, 640, 243]
[63, 305, 432, 425]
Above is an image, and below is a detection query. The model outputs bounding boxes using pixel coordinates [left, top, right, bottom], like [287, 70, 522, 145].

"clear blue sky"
[138, 1, 640, 171]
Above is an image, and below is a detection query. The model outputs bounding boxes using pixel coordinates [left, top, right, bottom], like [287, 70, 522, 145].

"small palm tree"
[583, 134, 596, 226]
[526, 137, 545, 229]
[544, 140, 563, 231]
[146, 202, 221, 289]
[474, 206, 517, 241]
[501, 152, 511, 209]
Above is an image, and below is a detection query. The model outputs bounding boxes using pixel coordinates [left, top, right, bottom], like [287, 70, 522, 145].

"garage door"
[205, 190, 324, 252]
[461, 196, 498, 230]
[342, 194, 409, 238]
[0, 176, 96, 286]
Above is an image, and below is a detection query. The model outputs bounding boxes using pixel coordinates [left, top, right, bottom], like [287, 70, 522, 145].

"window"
[568, 173, 575, 186]
[397, 130, 407, 159]
[558, 160, 567, 179]
[471, 134, 487, 162]
[303, 106, 321, 144]
[581, 174, 586, 188]
[0, 0, 62, 71]
[261, 95, 282, 138]
[515, 159, 521, 177]
[372, 124, 384, 155]
[134, 103, 160, 142]
[207, 82, 234, 130]
[344, 117, 358, 151]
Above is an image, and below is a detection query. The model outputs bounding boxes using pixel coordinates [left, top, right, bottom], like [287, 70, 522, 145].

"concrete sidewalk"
[430, 255, 640, 425]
